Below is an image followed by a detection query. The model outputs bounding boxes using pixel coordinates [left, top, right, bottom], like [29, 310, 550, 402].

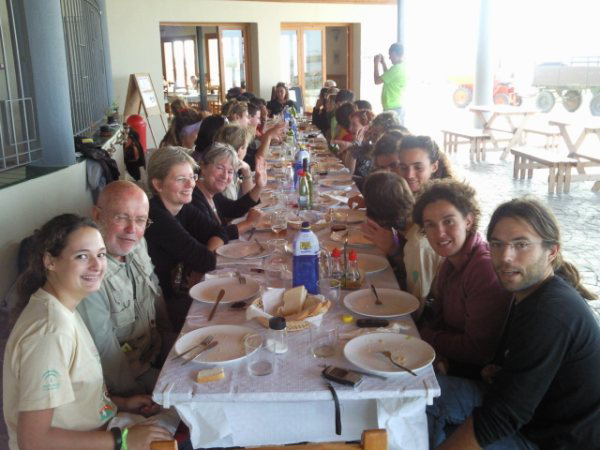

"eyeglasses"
[110, 214, 153, 230]
[173, 174, 199, 184]
[489, 240, 545, 253]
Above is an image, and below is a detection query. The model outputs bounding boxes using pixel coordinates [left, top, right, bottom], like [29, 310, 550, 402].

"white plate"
[332, 208, 367, 224]
[320, 178, 354, 190]
[216, 242, 272, 259]
[331, 229, 373, 248]
[344, 332, 435, 376]
[343, 288, 419, 318]
[189, 277, 261, 304]
[174, 325, 257, 364]
[357, 254, 390, 274]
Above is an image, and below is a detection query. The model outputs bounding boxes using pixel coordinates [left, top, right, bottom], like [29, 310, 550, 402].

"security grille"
[61, 0, 110, 136]
[0, 0, 42, 172]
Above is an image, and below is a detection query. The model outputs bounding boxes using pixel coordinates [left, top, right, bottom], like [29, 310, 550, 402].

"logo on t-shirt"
[41, 369, 60, 391]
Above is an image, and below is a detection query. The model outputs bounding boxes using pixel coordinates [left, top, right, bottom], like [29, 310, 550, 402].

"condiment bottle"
[268, 316, 288, 354]
[330, 247, 344, 282]
[345, 250, 361, 289]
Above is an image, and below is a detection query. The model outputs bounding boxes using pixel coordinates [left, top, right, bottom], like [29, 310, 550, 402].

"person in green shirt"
[374, 43, 406, 124]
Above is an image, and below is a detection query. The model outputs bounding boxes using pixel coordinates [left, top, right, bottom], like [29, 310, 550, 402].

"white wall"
[106, 0, 397, 114]
[0, 162, 94, 300]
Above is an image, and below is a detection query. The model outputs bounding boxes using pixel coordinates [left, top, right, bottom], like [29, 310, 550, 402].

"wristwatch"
[110, 427, 122, 450]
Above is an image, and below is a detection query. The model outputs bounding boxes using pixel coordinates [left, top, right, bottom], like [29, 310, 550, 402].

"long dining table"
[152, 133, 440, 450]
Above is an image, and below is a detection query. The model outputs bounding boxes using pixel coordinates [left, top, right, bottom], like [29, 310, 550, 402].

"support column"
[396, 0, 405, 46]
[22, 0, 75, 167]
[474, 0, 493, 127]
[196, 26, 208, 111]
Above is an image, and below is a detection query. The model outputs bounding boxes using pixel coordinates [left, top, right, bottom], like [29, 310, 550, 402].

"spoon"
[379, 351, 417, 376]
[207, 289, 226, 321]
[371, 284, 383, 306]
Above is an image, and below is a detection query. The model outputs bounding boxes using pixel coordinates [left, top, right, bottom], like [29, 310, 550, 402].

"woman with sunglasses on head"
[412, 179, 512, 378]
[4, 214, 171, 450]
[145, 146, 228, 330]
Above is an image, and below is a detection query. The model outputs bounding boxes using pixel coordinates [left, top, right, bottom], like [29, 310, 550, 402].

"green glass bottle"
[297, 170, 310, 210]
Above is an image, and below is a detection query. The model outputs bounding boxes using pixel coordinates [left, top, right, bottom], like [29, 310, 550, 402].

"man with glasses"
[429, 197, 600, 449]
[78, 181, 172, 396]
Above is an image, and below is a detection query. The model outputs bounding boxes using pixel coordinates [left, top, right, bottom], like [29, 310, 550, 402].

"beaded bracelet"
[121, 428, 129, 450]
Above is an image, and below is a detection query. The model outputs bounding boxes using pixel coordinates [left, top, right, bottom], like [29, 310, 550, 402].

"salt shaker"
[268, 317, 288, 354]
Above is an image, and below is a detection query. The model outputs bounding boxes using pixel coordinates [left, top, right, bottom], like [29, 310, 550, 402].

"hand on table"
[348, 194, 366, 209]
[362, 219, 396, 255]
[122, 395, 161, 417]
[246, 208, 263, 225]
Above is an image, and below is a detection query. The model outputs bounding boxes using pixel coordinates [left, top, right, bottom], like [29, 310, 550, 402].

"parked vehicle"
[452, 78, 522, 108]
[533, 56, 600, 115]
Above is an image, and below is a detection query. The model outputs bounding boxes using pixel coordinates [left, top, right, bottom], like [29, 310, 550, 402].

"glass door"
[218, 26, 249, 102]
[303, 29, 324, 111]
[280, 29, 299, 86]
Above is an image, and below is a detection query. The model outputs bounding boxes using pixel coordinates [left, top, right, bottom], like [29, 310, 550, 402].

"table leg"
[556, 164, 564, 194]
[501, 114, 532, 160]
[548, 166, 557, 194]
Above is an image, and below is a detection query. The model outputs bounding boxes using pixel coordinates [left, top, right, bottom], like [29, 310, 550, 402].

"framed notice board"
[123, 73, 167, 147]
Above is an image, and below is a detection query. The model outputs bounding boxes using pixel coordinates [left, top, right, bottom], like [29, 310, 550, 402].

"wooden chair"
[239, 429, 387, 450]
[442, 128, 491, 162]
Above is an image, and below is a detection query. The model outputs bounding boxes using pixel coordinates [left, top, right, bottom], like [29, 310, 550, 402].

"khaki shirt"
[4, 289, 116, 449]
[78, 238, 165, 396]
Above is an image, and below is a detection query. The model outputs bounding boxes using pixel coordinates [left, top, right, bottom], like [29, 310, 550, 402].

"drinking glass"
[270, 209, 287, 237]
[245, 332, 276, 376]
[267, 238, 288, 265]
[309, 325, 338, 359]
[317, 278, 341, 303]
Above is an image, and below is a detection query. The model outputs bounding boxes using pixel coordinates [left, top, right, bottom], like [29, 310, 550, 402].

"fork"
[379, 350, 417, 376]
[371, 284, 383, 306]
[173, 335, 214, 361]
[235, 270, 246, 285]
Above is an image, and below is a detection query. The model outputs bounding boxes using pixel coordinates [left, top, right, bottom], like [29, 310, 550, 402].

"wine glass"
[270, 209, 287, 237]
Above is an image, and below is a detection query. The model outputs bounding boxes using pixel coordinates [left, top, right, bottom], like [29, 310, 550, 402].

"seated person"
[332, 101, 357, 147]
[342, 109, 375, 176]
[412, 180, 512, 378]
[145, 146, 227, 330]
[362, 171, 442, 300]
[312, 87, 330, 135]
[4, 214, 171, 449]
[193, 143, 265, 240]
[328, 89, 354, 144]
[226, 100, 250, 127]
[213, 124, 255, 200]
[249, 97, 268, 135]
[430, 198, 600, 449]
[78, 181, 171, 396]
[354, 99, 373, 111]
[267, 82, 297, 117]
[160, 107, 202, 149]
[245, 101, 285, 170]
[193, 114, 227, 162]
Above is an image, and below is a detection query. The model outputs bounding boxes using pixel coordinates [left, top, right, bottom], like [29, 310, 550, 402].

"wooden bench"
[240, 429, 387, 450]
[511, 147, 578, 194]
[520, 126, 561, 148]
[442, 128, 490, 162]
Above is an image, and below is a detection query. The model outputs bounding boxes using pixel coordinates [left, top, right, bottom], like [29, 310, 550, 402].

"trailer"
[533, 56, 600, 115]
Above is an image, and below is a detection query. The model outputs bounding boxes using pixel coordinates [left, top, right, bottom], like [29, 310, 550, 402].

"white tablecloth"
[153, 152, 440, 449]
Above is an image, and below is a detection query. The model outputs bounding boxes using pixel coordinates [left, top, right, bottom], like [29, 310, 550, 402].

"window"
[0, 0, 41, 173]
[61, 0, 111, 136]
[162, 39, 198, 92]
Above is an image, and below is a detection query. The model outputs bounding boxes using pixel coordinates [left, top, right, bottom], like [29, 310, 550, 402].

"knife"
[207, 289, 226, 321]
[181, 340, 218, 365]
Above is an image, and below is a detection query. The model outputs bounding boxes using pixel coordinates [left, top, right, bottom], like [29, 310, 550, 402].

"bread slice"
[278, 285, 307, 316]
[196, 367, 225, 383]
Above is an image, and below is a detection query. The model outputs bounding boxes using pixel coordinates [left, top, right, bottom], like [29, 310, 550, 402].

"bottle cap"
[331, 247, 341, 257]
[349, 249, 358, 261]
[301, 221, 311, 229]
[269, 316, 286, 330]
[297, 170, 305, 176]
[342, 314, 354, 324]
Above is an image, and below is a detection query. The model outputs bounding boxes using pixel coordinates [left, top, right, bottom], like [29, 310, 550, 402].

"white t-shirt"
[403, 224, 443, 299]
[3, 288, 116, 449]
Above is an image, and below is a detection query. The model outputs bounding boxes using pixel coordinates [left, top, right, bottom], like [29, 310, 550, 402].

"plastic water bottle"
[292, 221, 320, 294]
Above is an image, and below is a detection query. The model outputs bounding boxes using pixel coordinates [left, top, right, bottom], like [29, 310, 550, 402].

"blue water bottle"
[292, 221, 320, 294]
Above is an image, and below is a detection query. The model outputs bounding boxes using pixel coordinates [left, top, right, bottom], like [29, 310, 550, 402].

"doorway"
[281, 23, 352, 112]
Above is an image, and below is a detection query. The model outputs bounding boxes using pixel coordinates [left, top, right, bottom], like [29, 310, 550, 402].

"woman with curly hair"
[412, 179, 512, 378]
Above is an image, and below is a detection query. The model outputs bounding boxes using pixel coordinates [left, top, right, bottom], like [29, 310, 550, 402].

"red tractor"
[452, 78, 522, 108]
